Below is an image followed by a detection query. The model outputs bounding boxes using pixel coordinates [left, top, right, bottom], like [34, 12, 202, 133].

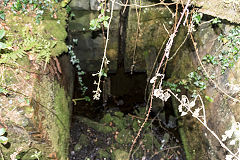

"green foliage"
[100, 69, 108, 77]
[67, 44, 87, 95]
[163, 81, 181, 93]
[211, 18, 221, 24]
[0, 128, 8, 144]
[89, 3, 110, 30]
[205, 95, 214, 102]
[0, 32, 54, 65]
[0, 29, 8, 50]
[0, 86, 9, 95]
[30, 151, 42, 160]
[187, 71, 206, 90]
[4, 0, 60, 24]
[192, 12, 203, 25]
[173, 27, 240, 100]
[202, 27, 240, 74]
[0, 11, 5, 20]
[202, 54, 218, 65]
[4, 0, 10, 6]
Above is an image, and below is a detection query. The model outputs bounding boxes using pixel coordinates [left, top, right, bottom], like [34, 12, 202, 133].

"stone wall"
[0, 3, 73, 159]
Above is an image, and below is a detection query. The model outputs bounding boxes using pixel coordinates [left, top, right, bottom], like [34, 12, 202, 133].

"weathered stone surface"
[70, 0, 90, 10]
[172, 0, 240, 24]
[69, 10, 96, 32]
[111, 149, 129, 160]
[125, 7, 174, 72]
[90, 0, 121, 10]
[69, 10, 119, 73]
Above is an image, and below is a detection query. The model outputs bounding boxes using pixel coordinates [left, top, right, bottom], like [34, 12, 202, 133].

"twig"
[128, 0, 192, 158]
[93, 0, 116, 100]
[112, 0, 177, 8]
[130, 0, 142, 74]
[167, 32, 189, 62]
[149, 145, 180, 159]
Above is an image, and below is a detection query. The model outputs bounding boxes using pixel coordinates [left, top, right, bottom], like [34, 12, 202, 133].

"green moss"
[100, 113, 113, 124]
[114, 111, 124, 117]
[32, 76, 70, 160]
[74, 134, 89, 152]
[111, 149, 129, 160]
[171, 98, 192, 160]
[115, 129, 132, 145]
[3, 70, 18, 85]
[52, 83, 70, 159]
[39, 19, 68, 56]
[143, 133, 161, 149]
[112, 116, 126, 130]
[3, 3, 68, 64]
[79, 116, 113, 134]
[98, 149, 111, 159]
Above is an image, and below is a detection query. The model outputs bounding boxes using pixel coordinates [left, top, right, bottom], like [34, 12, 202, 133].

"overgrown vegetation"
[0, 1, 70, 159]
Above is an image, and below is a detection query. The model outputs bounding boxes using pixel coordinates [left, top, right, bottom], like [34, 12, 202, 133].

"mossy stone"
[111, 149, 129, 160]
[98, 149, 110, 159]
[114, 111, 124, 117]
[115, 129, 132, 145]
[112, 116, 126, 131]
[79, 116, 113, 134]
[100, 113, 113, 124]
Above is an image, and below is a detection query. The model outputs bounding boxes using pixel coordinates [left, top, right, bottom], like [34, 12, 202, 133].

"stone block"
[70, 0, 90, 10]
[125, 7, 173, 72]
[68, 11, 119, 73]
[69, 30, 118, 73]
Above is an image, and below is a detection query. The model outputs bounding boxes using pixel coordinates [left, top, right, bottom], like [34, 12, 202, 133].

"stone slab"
[172, 0, 240, 24]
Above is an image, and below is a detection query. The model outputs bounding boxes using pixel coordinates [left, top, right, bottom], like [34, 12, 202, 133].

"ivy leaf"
[0, 128, 6, 136]
[0, 42, 7, 49]
[104, 16, 110, 21]
[0, 11, 5, 20]
[205, 96, 214, 102]
[0, 29, 5, 39]
[100, 70, 107, 77]
[89, 19, 100, 30]
[84, 96, 91, 102]
[0, 136, 8, 144]
[103, 21, 108, 28]
[0, 135, 8, 144]
[211, 18, 221, 24]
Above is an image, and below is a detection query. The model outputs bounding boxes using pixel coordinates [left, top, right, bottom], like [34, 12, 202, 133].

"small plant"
[30, 151, 42, 160]
[192, 12, 203, 25]
[201, 27, 240, 74]
[211, 17, 221, 24]
[0, 29, 8, 50]
[67, 44, 87, 95]
[0, 128, 8, 145]
[163, 81, 181, 93]
[4, 0, 59, 24]
[0, 11, 5, 20]
[202, 54, 218, 65]
[89, 0, 110, 30]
